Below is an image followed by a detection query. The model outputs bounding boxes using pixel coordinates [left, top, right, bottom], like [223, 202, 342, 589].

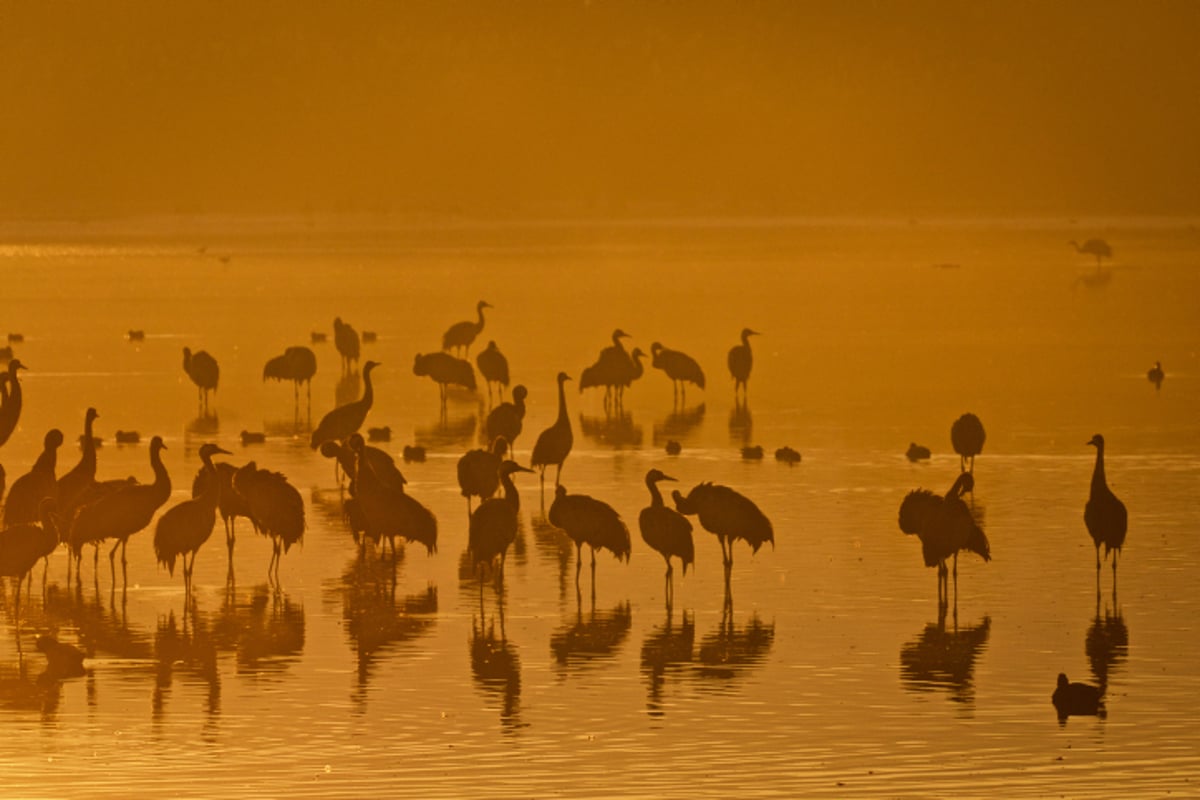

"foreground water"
[0, 219, 1197, 797]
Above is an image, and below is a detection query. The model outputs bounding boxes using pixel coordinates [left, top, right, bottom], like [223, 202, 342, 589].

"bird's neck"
[81, 417, 97, 468]
[630, 351, 644, 378]
[150, 447, 172, 496]
[647, 480, 665, 508]
[34, 446, 57, 474]
[556, 380, 569, 422]
[1091, 446, 1107, 491]
[200, 459, 222, 504]
[476, 305, 487, 329]
[500, 472, 520, 506]
[360, 370, 374, 406]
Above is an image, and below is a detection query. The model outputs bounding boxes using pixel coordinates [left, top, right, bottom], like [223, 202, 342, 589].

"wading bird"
[191, 452, 256, 567]
[468, 461, 534, 585]
[1070, 238, 1113, 268]
[639, 469, 694, 606]
[531, 372, 574, 497]
[1147, 361, 1164, 391]
[476, 341, 510, 403]
[0, 497, 59, 623]
[310, 360, 379, 449]
[1084, 434, 1127, 589]
[898, 472, 991, 604]
[457, 437, 509, 516]
[443, 300, 492, 357]
[263, 346, 317, 417]
[183, 347, 219, 415]
[549, 484, 631, 591]
[728, 329, 759, 399]
[672, 482, 773, 588]
[349, 435, 437, 560]
[57, 408, 99, 517]
[650, 342, 705, 403]
[414, 352, 477, 406]
[0, 358, 27, 448]
[154, 443, 232, 596]
[334, 317, 361, 373]
[4, 429, 63, 527]
[233, 461, 305, 585]
[579, 329, 632, 408]
[485, 385, 527, 447]
[951, 413, 986, 474]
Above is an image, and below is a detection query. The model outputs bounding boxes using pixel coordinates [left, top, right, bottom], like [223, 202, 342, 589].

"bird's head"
[45, 429, 65, 449]
[363, 360, 380, 373]
[613, 329, 631, 341]
[8, 358, 26, 373]
[478, 300, 493, 310]
[490, 436, 510, 456]
[513, 385, 528, 401]
[86, 407, 99, 422]
[150, 436, 167, 453]
[319, 440, 342, 459]
[646, 468, 676, 485]
[742, 328, 761, 339]
[199, 442, 232, 460]
[1087, 434, 1105, 448]
[650, 342, 664, 354]
[348, 433, 366, 452]
[557, 371, 572, 384]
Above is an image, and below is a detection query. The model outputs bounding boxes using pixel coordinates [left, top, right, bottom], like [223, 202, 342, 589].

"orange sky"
[2, 1, 1198, 220]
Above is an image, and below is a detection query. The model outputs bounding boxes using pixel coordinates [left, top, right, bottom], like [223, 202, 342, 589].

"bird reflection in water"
[640, 607, 694, 717]
[328, 556, 438, 711]
[653, 403, 705, 448]
[1086, 596, 1128, 694]
[414, 411, 478, 451]
[154, 607, 220, 730]
[469, 589, 523, 733]
[530, 513, 574, 602]
[0, 655, 67, 720]
[550, 596, 632, 675]
[212, 584, 305, 674]
[335, 370, 362, 409]
[185, 413, 219, 438]
[728, 399, 752, 446]
[695, 605, 775, 683]
[578, 411, 643, 449]
[900, 609, 991, 708]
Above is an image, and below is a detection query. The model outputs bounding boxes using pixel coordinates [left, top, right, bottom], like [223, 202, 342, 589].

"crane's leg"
[121, 539, 129, 586]
[555, 462, 564, 488]
[575, 543, 583, 586]
[109, 540, 120, 586]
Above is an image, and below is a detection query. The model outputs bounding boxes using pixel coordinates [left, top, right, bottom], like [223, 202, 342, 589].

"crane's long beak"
[215, 446, 233, 456]
[661, 474, 678, 482]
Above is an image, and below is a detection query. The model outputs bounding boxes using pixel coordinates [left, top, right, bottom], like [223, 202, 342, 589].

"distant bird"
[1147, 360, 1164, 391]
[0, 497, 59, 620]
[549, 484, 631, 589]
[476, 341, 510, 403]
[485, 385, 527, 447]
[69, 436, 171, 583]
[58, 408, 99, 517]
[127, 329, 145, 342]
[443, 300, 492, 357]
[263, 346, 317, 416]
[183, 347, 219, 414]
[240, 431, 266, 445]
[333, 316, 361, 373]
[741, 445, 764, 460]
[579, 329, 633, 408]
[898, 472, 990, 601]
[639, 469, 694, 604]
[362, 330, 378, 343]
[650, 342, 705, 403]
[413, 352, 477, 405]
[37, 635, 86, 678]
[728, 328, 760, 399]
[367, 426, 391, 442]
[0, 358, 27, 448]
[531, 372, 574, 496]
[114, 430, 140, 444]
[310, 360, 379, 449]
[154, 443, 232, 595]
[1070, 238, 1113, 267]
[468, 461, 534, 582]
[348, 435, 437, 559]
[311, 331, 327, 344]
[950, 413, 985, 474]
[233, 461, 306, 584]
[906, 442, 932, 462]
[457, 437, 509, 515]
[672, 482, 773, 581]
[4, 428, 63, 527]
[402, 445, 426, 463]
[665, 440, 681, 456]
[775, 446, 801, 465]
[1084, 434, 1127, 584]
[1052, 673, 1104, 720]
[191, 454, 256, 564]
[7, 333, 23, 343]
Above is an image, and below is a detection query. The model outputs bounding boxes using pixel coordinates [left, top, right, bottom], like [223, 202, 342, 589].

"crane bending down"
[549, 484, 631, 591]
[650, 342, 705, 404]
[672, 481, 773, 591]
[232, 461, 306, 585]
[263, 346, 317, 418]
[898, 472, 991, 604]
[950, 413, 986, 475]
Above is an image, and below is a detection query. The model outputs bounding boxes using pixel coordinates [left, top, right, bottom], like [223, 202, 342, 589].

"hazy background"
[2, 0, 1199, 222]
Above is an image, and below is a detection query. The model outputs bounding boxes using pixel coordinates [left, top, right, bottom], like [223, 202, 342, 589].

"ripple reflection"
[900, 610, 991, 709]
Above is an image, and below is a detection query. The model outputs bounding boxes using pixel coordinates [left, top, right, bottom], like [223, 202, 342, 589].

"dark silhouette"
[531, 372, 574, 497]
[154, 443, 232, 597]
[775, 446, 801, 465]
[413, 351, 477, 406]
[470, 599, 522, 733]
[263, 346, 317, 420]
[549, 484, 631, 591]
[640, 607, 694, 716]
[457, 437, 509, 516]
[468, 461, 534, 585]
[0, 497, 58, 623]
[639, 469, 694, 606]
[906, 442, 932, 462]
[650, 342, 705, 403]
[0, 359, 27, 448]
[348, 435, 437, 560]
[191, 453, 256, 568]
[485, 385, 527, 447]
[741, 445, 763, 460]
[695, 606, 775, 681]
[900, 611, 991, 706]
[311, 331, 327, 343]
[57, 408, 99, 520]
[233, 461, 306, 585]
[334, 316, 361, 373]
[402, 445, 426, 463]
[672, 482, 773, 590]
[115, 430, 140, 444]
[127, 329, 145, 342]
[362, 330, 377, 343]
[1147, 360, 1164, 391]
[729, 399, 752, 445]
[476, 340, 510, 403]
[1052, 674, 1105, 722]
[652, 402, 705, 447]
[4, 428, 63, 527]
[443, 300, 492, 357]
[1084, 434, 1127, 588]
[665, 440, 681, 455]
[183, 347, 219, 415]
[1070, 238, 1112, 267]
[728, 328, 760, 399]
[36, 635, 86, 679]
[579, 329, 633, 408]
[579, 409, 644, 449]
[367, 426, 390, 442]
[898, 472, 991, 605]
[1086, 598, 1128, 692]
[550, 597, 632, 670]
[69, 436, 170, 584]
[239, 430, 265, 446]
[950, 412, 985, 474]
[310, 360, 379, 449]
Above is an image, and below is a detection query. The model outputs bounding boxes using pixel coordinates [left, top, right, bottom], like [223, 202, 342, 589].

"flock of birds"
[0, 278, 1163, 719]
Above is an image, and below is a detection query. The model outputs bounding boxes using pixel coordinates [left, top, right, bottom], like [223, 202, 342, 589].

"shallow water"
[0, 219, 1198, 797]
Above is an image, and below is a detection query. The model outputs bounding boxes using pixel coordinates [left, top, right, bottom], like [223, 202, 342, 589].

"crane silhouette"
[57, 408, 99, 518]
[468, 461, 534, 586]
[672, 482, 773, 592]
[334, 317, 361, 373]
[650, 342, 705, 404]
[898, 472, 991, 605]
[263, 346, 317, 419]
[4, 428, 63, 527]
[1085, 434, 1127, 590]
[348, 434, 437, 560]
[728, 328, 760, 400]
[0, 497, 59, 625]
[191, 454, 256, 569]
[1147, 360, 1164, 391]
[68, 435, 171, 586]
[950, 412, 986, 474]
[1070, 238, 1113, 268]
[476, 340, 510, 403]
[548, 484, 631, 591]
[579, 329, 632, 409]
[232, 461, 305, 585]
[531, 372, 574, 499]
[0, 358, 27, 448]
[310, 360, 379, 449]
[457, 437, 509, 516]
[414, 351, 477, 407]
[638, 469, 694, 606]
[443, 300, 492, 357]
[183, 347, 219, 415]
[154, 443, 232, 597]
[485, 385, 527, 447]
